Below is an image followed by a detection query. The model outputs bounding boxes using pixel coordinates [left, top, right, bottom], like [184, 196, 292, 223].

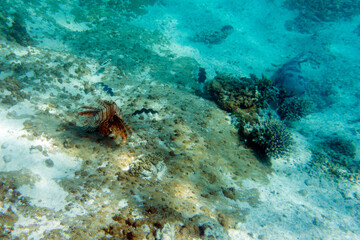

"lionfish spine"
[94, 101, 113, 124]
[78, 110, 99, 117]
[122, 120, 133, 136]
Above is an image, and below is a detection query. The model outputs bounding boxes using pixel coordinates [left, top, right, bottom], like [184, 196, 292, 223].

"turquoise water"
[0, 1, 360, 239]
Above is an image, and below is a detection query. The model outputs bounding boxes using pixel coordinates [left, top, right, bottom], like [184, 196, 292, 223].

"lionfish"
[78, 100, 132, 142]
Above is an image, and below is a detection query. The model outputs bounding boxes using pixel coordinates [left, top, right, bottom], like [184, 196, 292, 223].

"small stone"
[23, 120, 34, 129]
[313, 217, 321, 226]
[3, 155, 12, 163]
[63, 139, 72, 149]
[85, 159, 92, 165]
[44, 158, 54, 168]
[1, 143, 9, 149]
[304, 179, 313, 186]
[298, 189, 308, 197]
[65, 203, 72, 211]
[354, 192, 360, 200]
[30, 145, 43, 152]
[192, 215, 229, 240]
[258, 235, 269, 240]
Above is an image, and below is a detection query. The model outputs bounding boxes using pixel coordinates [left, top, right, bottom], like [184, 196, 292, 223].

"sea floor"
[1, 0, 360, 239]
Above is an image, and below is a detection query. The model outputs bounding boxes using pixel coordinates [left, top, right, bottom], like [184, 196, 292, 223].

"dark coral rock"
[191, 25, 234, 45]
[284, 0, 360, 33]
[132, 108, 159, 116]
[221, 25, 234, 36]
[4, 13, 34, 46]
[2, 76, 24, 92]
[284, 0, 360, 22]
[198, 67, 206, 83]
[1, 95, 17, 106]
[94, 82, 114, 96]
[285, 16, 320, 34]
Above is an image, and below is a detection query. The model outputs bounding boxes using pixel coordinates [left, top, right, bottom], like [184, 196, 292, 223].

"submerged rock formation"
[206, 73, 294, 160]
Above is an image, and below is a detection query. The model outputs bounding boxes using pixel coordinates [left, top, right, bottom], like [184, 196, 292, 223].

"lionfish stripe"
[78, 110, 98, 117]
[122, 121, 133, 136]
[79, 106, 98, 109]
[117, 120, 128, 142]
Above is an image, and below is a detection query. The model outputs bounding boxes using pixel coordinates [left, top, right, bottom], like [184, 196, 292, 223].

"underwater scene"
[1, 0, 360, 239]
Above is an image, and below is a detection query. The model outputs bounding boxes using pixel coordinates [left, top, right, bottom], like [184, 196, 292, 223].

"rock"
[304, 179, 313, 186]
[3, 155, 11, 163]
[191, 25, 234, 45]
[191, 215, 229, 240]
[44, 158, 54, 168]
[297, 189, 308, 197]
[129, 153, 167, 180]
[1, 142, 9, 149]
[0, 207, 18, 227]
[156, 222, 176, 240]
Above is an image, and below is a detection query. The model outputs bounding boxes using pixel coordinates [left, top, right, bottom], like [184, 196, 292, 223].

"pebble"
[30, 145, 43, 152]
[304, 179, 314, 186]
[63, 139, 72, 149]
[3, 155, 12, 163]
[298, 189, 308, 197]
[1, 142, 9, 149]
[354, 192, 360, 200]
[44, 158, 54, 168]
[258, 235, 269, 240]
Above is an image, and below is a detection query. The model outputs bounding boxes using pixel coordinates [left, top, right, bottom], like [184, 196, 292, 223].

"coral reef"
[246, 117, 293, 159]
[277, 96, 314, 121]
[205, 73, 294, 160]
[78, 100, 132, 142]
[206, 73, 275, 113]
[310, 136, 359, 182]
